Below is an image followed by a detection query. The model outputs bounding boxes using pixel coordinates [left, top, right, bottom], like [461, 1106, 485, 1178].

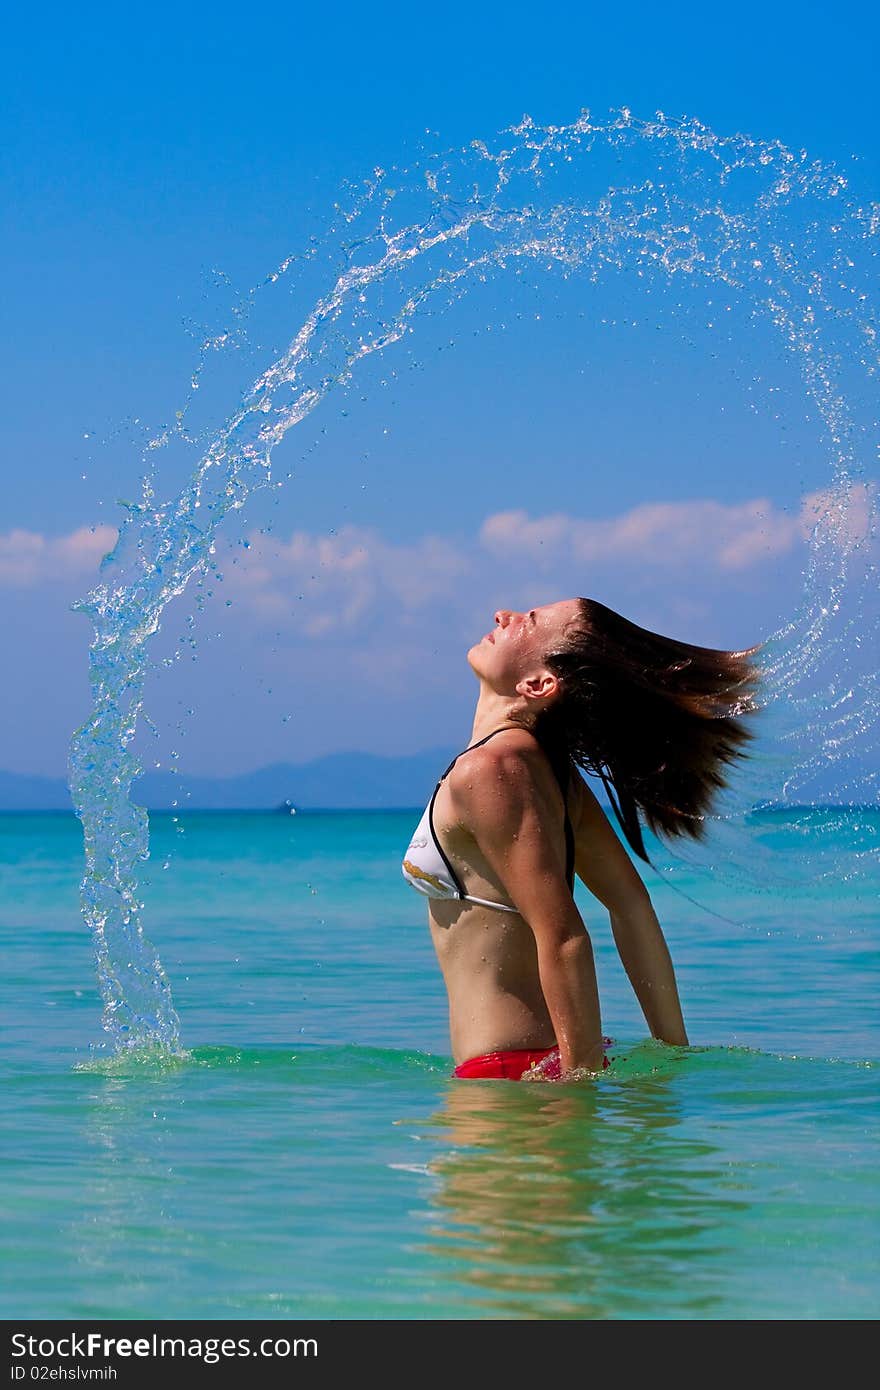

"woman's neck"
[469, 690, 531, 746]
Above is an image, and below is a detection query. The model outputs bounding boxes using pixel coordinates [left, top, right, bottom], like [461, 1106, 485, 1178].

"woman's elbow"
[534, 917, 595, 966]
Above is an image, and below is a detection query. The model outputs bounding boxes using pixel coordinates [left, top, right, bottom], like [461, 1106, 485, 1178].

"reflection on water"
[68, 1076, 185, 1314]
[10, 1044, 876, 1318]
[415, 1056, 749, 1319]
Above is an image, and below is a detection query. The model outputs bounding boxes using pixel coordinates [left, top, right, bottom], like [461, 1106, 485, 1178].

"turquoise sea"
[1, 807, 877, 1321]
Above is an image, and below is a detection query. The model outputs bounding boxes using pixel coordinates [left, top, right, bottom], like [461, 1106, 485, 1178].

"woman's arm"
[608, 899, 688, 1045]
[448, 740, 606, 1075]
[570, 773, 688, 1046]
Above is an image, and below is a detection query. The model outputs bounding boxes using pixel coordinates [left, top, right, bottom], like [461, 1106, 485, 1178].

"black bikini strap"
[427, 780, 466, 897]
[563, 801, 575, 893]
[435, 726, 516, 785]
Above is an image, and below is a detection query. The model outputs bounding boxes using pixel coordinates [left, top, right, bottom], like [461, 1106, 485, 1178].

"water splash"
[68, 107, 879, 1051]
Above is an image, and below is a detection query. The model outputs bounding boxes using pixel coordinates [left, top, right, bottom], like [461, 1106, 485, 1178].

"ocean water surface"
[1, 807, 877, 1320]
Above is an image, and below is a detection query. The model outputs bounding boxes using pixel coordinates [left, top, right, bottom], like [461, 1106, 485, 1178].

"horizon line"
[1, 801, 877, 815]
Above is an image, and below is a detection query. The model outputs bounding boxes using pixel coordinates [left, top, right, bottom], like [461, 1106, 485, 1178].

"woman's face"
[468, 599, 584, 692]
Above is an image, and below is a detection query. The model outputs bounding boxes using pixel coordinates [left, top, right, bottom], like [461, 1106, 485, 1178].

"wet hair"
[516, 597, 763, 864]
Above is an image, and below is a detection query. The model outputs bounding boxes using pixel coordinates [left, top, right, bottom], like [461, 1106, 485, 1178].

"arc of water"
[68, 109, 878, 1051]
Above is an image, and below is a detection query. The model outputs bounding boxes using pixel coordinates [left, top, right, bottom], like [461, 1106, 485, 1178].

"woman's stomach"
[427, 902, 558, 1063]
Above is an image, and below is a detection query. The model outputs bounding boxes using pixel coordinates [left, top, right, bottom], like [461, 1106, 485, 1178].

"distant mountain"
[0, 771, 78, 812]
[0, 748, 462, 811]
[0, 760, 863, 814]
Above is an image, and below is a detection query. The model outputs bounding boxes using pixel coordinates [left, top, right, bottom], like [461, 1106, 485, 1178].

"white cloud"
[481, 497, 803, 572]
[12, 481, 865, 692]
[204, 478, 873, 678]
[479, 483, 877, 574]
[222, 523, 472, 636]
[0, 526, 118, 586]
[800, 481, 877, 552]
[9, 483, 870, 605]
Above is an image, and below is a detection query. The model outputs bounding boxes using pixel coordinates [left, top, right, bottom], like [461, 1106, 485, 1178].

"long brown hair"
[522, 598, 764, 864]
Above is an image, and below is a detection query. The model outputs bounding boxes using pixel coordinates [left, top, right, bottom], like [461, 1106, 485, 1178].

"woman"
[402, 598, 762, 1081]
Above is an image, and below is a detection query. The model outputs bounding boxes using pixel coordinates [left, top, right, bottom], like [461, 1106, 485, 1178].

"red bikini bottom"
[453, 1044, 610, 1080]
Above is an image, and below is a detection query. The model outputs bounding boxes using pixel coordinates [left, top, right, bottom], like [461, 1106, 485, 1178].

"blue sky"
[2, 1, 878, 779]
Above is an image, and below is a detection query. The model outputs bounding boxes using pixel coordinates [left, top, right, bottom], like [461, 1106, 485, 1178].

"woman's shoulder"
[461, 726, 544, 770]
[446, 728, 563, 806]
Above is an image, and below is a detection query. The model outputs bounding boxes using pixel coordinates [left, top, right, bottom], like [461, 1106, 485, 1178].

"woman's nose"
[494, 610, 512, 627]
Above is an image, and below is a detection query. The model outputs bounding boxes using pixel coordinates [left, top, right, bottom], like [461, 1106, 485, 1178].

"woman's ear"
[515, 669, 561, 702]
